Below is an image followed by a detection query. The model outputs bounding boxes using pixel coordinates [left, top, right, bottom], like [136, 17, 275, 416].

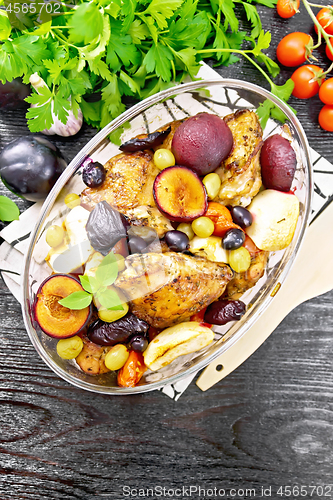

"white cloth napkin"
[1, 63, 332, 400]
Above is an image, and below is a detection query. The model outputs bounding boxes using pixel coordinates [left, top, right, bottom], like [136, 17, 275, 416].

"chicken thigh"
[215, 110, 263, 206]
[115, 252, 233, 328]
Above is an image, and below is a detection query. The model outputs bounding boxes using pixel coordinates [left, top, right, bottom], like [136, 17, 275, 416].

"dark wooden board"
[1, 3, 333, 499]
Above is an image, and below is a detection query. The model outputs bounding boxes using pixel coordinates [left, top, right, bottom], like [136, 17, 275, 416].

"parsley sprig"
[58, 252, 124, 311]
[0, 0, 285, 137]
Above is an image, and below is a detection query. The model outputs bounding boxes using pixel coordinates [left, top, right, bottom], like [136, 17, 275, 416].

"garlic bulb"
[29, 73, 83, 137]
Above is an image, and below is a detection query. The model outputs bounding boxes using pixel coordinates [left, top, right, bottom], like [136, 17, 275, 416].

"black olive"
[0, 136, 67, 201]
[164, 230, 189, 252]
[86, 201, 127, 255]
[129, 335, 149, 353]
[88, 314, 149, 346]
[222, 228, 245, 250]
[204, 299, 246, 325]
[82, 161, 106, 188]
[119, 127, 171, 152]
[229, 206, 253, 228]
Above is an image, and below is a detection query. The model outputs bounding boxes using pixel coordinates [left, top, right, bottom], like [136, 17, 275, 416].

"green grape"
[98, 302, 129, 323]
[153, 149, 175, 170]
[105, 344, 129, 371]
[192, 217, 215, 238]
[177, 222, 195, 241]
[229, 247, 251, 273]
[64, 193, 80, 209]
[203, 173, 221, 200]
[57, 336, 83, 359]
[46, 225, 65, 248]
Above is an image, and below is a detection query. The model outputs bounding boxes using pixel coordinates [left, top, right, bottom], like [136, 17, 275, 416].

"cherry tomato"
[326, 43, 333, 61]
[318, 105, 333, 131]
[277, 0, 300, 19]
[117, 351, 146, 387]
[276, 32, 312, 67]
[319, 78, 333, 105]
[315, 7, 333, 35]
[291, 65, 324, 99]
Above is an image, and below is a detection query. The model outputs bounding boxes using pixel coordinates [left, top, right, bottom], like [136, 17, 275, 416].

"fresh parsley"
[58, 252, 124, 311]
[0, 0, 284, 138]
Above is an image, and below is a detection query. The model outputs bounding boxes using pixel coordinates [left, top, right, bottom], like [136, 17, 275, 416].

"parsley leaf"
[143, 44, 173, 81]
[25, 86, 54, 132]
[243, 2, 262, 39]
[69, 3, 104, 45]
[128, 19, 150, 44]
[0, 11, 11, 41]
[144, 0, 184, 29]
[257, 79, 295, 129]
[80, 99, 101, 128]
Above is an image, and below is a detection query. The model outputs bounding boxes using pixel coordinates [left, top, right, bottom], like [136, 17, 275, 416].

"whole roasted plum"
[171, 113, 233, 176]
[0, 136, 67, 201]
[86, 201, 127, 255]
[88, 313, 149, 346]
[260, 134, 297, 192]
[0, 79, 30, 109]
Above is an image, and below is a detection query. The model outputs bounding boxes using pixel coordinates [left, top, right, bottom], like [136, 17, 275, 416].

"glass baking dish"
[21, 79, 312, 394]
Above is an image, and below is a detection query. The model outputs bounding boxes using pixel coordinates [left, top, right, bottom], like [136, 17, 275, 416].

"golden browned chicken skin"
[215, 110, 263, 206]
[80, 150, 173, 237]
[115, 252, 233, 329]
[81, 150, 158, 211]
[225, 250, 268, 300]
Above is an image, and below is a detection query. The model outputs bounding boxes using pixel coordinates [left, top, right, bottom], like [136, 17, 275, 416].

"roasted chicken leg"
[115, 252, 233, 329]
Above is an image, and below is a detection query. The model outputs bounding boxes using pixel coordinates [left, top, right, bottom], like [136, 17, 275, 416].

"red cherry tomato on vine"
[315, 7, 333, 35]
[291, 65, 324, 99]
[319, 78, 333, 105]
[277, 0, 300, 19]
[326, 43, 333, 61]
[276, 32, 312, 67]
[318, 105, 333, 131]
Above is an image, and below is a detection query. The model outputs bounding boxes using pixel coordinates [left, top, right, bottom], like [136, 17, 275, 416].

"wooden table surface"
[1, 3, 333, 499]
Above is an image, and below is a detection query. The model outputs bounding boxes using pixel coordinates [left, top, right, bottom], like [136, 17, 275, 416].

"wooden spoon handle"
[196, 201, 333, 392]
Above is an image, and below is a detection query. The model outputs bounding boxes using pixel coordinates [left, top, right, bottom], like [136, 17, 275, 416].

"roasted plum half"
[153, 166, 208, 222]
[34, 274, 91, 338]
